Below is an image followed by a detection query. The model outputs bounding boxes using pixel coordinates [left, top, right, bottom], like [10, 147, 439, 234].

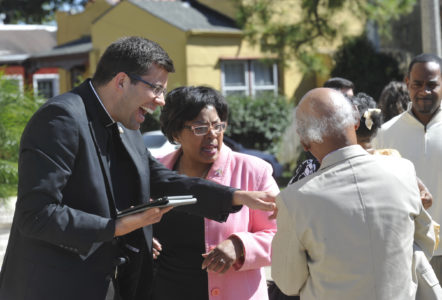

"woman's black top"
[151, 209, 209, 300]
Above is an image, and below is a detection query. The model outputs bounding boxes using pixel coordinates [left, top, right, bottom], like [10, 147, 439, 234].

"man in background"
[323, 76, 354, 97]
[373, 53, 442, 283]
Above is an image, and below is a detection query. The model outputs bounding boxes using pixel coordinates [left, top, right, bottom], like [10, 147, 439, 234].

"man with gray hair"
[271, 88, 436, 299]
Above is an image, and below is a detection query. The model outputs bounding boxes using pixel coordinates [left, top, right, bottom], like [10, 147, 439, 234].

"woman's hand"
[153, 237, 162, 259]
[201, 236, 244, 274]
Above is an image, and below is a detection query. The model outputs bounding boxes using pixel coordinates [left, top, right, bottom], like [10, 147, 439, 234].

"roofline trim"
[0, 54, 29, 63]
[187, 29, 242, 37]
[0, 24, 56, 32]
[219, 55, 278, 60]
[31, 43, 93, 59]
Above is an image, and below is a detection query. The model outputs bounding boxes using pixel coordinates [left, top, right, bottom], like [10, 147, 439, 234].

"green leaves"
[0, 73, 43, 198]
[0, 0, 88, 24]
[233, 0, 416, 73]
[226, 94, 291, 154]
[0, 160, 18, 198]
[361, 0, 416, 37]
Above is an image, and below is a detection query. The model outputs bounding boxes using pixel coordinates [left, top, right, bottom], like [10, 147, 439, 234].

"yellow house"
[90, 0, 286, 98]
[32, 0, 364, 101]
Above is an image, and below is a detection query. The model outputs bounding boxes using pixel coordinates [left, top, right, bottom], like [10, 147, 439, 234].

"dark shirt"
[152, 209, 209, 300]
[288, 152, 320, 185]
[107, 123, 138, 211]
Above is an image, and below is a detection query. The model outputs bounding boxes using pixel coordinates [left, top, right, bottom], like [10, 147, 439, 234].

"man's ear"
[405, 76, 410, 89]
[114, 72, 127, 90]
[355, 119, 360, 131]
[300, 141, 310, 152]
[172, 133, 181, 144]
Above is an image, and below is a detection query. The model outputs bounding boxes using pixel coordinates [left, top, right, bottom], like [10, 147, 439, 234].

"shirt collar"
[319, 145, 368, 171]
[407, 101, 442, 127]
[89, 81, 115, 127]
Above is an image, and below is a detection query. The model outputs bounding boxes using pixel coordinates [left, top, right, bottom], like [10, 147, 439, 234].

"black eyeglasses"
[125, 72, 166, 96]
[184, 122, 227, 136]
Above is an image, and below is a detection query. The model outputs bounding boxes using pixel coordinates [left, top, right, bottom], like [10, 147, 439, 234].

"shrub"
[0, 73, 44, 198]
[225, 94, 291, 154]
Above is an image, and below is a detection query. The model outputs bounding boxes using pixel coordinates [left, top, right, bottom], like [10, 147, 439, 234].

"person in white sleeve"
[373, 53, 442, 284]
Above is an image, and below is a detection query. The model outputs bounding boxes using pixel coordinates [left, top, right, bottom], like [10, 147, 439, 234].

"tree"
[0, 0, 88, 24]
[0, 74, 44, 198]
[234, 0, 416, 73]
[331, 34, 403, 100]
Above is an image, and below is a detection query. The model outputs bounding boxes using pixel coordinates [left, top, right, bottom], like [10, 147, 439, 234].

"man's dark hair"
[160, 86, 228, 144]
[323, 77, 354, 90]
[408, 53, 442, 76]
[92, 36, 175, 86]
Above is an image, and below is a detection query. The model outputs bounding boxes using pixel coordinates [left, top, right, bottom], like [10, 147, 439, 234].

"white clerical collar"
[89, 81, 115, 126]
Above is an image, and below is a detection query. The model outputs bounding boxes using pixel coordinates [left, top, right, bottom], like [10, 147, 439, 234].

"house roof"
[0, 25, 57, 63]
[26, 36, 92, 72]
[127, 0, 241, 33]
[32, 36, 92, 58]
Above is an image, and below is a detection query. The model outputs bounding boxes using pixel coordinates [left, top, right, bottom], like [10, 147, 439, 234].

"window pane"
[37, 80, 54, 99]
[254, 62, 274, 86]
[224, 62, 245, 86]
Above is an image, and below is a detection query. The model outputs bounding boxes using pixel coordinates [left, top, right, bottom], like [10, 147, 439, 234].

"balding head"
[296, 88, 359, 161]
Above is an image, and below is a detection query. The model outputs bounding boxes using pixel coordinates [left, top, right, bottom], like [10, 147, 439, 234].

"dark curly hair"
[378, 81, 409, 122]
[350, 92, 383, 141]
[160, 86, 229, 144]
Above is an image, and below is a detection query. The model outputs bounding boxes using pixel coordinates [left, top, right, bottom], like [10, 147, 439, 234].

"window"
[221, 60, 278, 97]
[33, 74, 59, 99]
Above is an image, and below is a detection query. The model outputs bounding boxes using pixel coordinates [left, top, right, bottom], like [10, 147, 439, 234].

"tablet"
[116, 195, 197, 218]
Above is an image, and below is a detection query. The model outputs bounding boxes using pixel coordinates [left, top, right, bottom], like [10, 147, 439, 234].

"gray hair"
[295, 94, 359, 144]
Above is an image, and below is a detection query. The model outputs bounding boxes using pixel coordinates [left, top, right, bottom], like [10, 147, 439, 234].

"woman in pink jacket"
[150, 86, 279, 300]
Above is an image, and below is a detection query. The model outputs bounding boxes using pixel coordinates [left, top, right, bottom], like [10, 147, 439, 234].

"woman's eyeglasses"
[184, 122, 227, 136]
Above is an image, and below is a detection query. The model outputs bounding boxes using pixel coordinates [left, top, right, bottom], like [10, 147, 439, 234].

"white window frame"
[4, 74, 24, 92]
[33, 73, 60, 98]
[221, 60, 249, 96]
[221, 59, 278, 97]
[250, 61, 278, 97]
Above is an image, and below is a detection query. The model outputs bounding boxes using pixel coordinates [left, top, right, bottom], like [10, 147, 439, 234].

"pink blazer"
[157, 144, 279, 300]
